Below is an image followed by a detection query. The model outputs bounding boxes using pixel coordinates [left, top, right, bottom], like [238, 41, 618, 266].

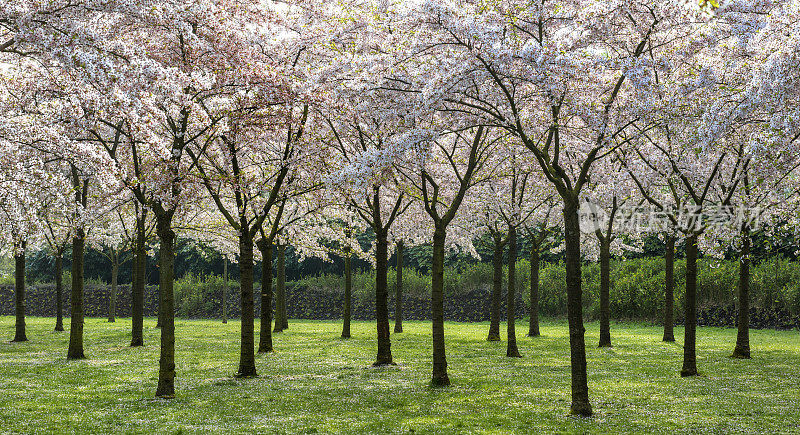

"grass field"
[1, 317, 799, 434]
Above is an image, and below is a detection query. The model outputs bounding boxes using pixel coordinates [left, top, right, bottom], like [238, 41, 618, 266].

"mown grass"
[1, 317, 799, 434]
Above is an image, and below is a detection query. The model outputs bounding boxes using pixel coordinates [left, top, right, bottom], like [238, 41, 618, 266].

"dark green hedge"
[3, 257, 800, 328]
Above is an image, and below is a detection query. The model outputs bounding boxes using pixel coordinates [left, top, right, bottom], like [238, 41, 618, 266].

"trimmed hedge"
[2, 256, 800, 328]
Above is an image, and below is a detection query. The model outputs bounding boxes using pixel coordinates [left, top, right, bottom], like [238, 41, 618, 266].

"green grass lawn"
[1, 317, 799, 434]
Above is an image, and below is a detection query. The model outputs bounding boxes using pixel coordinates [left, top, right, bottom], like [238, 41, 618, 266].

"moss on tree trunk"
[12, 243, 27, 342]
[506, 227, 521, 357]
[663, 236, 675, 342]
[342, 249, 352, 339]
[54, 250, 64, 332]
[681, 234, 699, 377]
[108, 253, 118, 323]
[274, 244, 287, 332]
[394, 240, 404, 334]
[373, 232, 393, 366]
[487, 235, 504, 342]
[236, 231, 257, 377]
[598, 239, 612, 348]
[155, 216, 176, 398]
[563, 202, 592, 416]
[527, 246, 540, 337]
[67, 232, 86, 359]
[732, 228, 751, 359]
[430, 226, 449, 386]
[222, 260, 228, 324]
[257, 240, 274, 353]
[130, 213, 147, 347]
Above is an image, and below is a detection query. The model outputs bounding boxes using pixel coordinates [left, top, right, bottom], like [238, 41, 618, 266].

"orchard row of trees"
[1, 0, 799, 416]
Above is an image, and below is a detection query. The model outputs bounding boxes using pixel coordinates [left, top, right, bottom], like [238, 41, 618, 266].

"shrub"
[5, 255, 800, 327]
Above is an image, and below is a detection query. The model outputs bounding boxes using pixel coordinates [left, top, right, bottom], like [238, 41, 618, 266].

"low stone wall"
[0, 284, 529, 322]
[3, 284, 798, 329]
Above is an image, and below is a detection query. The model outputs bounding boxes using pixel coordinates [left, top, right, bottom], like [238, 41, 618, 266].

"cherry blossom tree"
[91, 203, 141, 323]
[625, 112, 744, 378]
[385, 0, 712, 415]
[472, 202, 509, 343]
[476, 143, 557, 356]
[395, 124, 500, 385]
[38, 192, 73, 332]
[186, 98, 313, 375]
[621, 0, 796, 374]
[582, 157, 644, 348]
[523, 204, 559, 338]
[0, 163, 43, 342]
[709, 0, 800, 359]
[323, 109, 416, 366]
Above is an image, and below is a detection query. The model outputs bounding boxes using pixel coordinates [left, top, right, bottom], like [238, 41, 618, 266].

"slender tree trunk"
[257, 240, 273, 353]
[67, 231, 86, 359]
[274, 244, 286, 332]
[563, 202, 592, 416]
[732, 228, 751, 359]
[342, 249, 352, 339]
[236, 231, 257, 377]
[130, 213, 146, 347]
[12, 243, 27, 342]
[506, 227, 521, 357]
[155, 215, 176, 398]
[156, 238, 162, 329]
[598, 238, 612, 347]
[55, 250, 64, 332]
[487, 237, 503, 341]
[279, 244, 287, 330]
[273, 244, 288, 331]
[222, 260, 228, 324]
[108, 253, 118, 323]
[373, 232, 393, 366]
[394, 241, 404, 333]
[430, 226, 449, 386]
[527, 246, 540, 337]
[681, 234, 699, 377]
[663, 236, 675, 342]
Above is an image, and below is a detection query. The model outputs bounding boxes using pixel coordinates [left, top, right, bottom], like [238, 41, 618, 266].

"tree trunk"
[506, 227, 521, 357]
[563, 202, 592, 416]
[487, 236, 503, 341]
[732, 228, 751, 359]
[279, 244, 287, 330]
[222, 260, 228, 324]
[272, 244, 288, 332]
[527, 246, 540, 337]
[394, 240, 404, 333]
[67, 232, 86, 359]
[342, 249, 352, 339]
[12, 243, 27, 342]
[236, 231, 257, 377]
[130, 213, 146, 347]
[681, 234, 699, 377]
[663, 236, 675, 342]
[155, 216, 176, 398]
[598, 238, 612, 347]
[273, 244, 286, 332]
[257, 240, 274, 353]
[108, 253, 118, 323]
[430, 226, 449, 386]
[373, 232, 393, 366]
[55, 250, 64, 332]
